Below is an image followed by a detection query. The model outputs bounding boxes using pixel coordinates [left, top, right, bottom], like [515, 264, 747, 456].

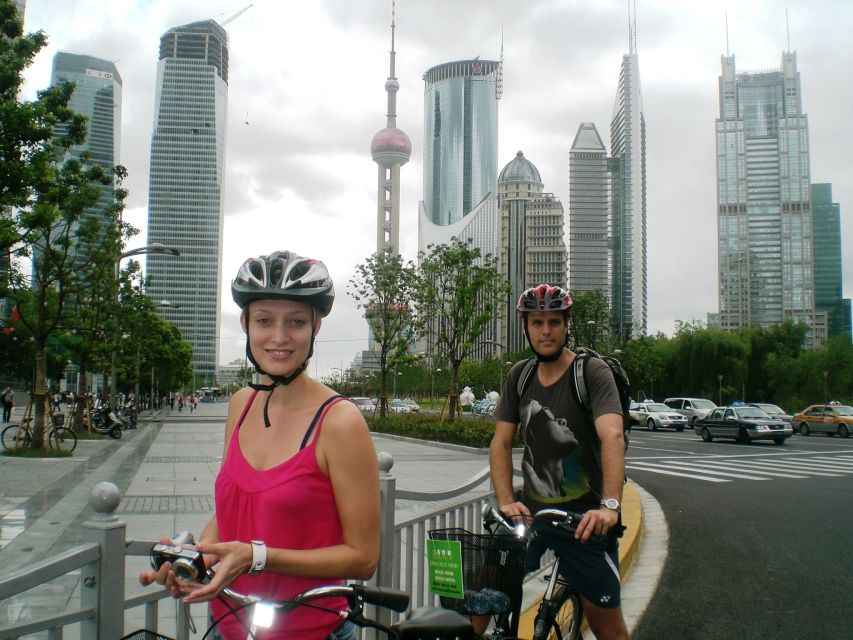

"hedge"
[366, 413, 522, 448]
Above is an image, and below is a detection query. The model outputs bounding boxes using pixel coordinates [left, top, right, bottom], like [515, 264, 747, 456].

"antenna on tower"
[628, 0, 637, 54]
[725, 12, 730, 56]
[785, 8, 791, 51]
[496, 21, 504, 100]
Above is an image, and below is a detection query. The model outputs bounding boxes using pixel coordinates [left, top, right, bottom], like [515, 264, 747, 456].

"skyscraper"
[811, 183, 849, 340]
[712, 51, 819, 343]
[370, 5, 411, 255]
[146, 20, 228, 382]
[568, 122, 610, 298]
[609, 18, 647, 339]
[51, 52, 122, 227]
[497, 151, 567, 352]
[419, 58, 501, 240]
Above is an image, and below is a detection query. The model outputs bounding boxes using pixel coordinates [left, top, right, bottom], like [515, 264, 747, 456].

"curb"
[516, 480, 643, 636]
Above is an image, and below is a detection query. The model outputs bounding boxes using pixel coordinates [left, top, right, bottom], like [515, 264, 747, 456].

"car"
[745, 402, 792, 426]
[694, 405, 793, 445]
[791, 404, 853, 438]
[663, 397, 717, 425]
[403, 398, 421, 413]
[349, 397, 375, 413]
[629, 402, 689, 431]
[389, 399, 411, 414]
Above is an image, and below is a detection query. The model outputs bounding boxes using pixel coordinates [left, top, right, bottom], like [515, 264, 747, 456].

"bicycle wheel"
[1, 425, 30, 450]
[532, 586, 582, 640]
[50, 427, 77, 453]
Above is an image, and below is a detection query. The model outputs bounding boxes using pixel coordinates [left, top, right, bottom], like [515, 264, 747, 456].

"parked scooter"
[91, 404, 124, 439]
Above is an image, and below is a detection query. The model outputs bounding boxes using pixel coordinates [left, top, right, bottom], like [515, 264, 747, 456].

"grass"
[2, 446, 74, 458]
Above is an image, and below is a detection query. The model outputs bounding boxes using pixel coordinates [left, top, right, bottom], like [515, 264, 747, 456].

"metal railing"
[0, 450, 519, 639]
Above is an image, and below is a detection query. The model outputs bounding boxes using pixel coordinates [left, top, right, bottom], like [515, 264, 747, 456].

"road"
[623, 426, 853, 640]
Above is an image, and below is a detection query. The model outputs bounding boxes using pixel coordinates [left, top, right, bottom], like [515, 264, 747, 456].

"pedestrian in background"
[2, 387, 13, 423]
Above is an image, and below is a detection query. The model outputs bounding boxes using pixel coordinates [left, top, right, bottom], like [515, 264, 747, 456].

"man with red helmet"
[489, 284, 629, 640]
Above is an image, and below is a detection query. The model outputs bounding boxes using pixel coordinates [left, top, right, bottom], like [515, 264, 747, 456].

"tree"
[1, 6, 128, 447]
[348, 250, 417, 417]
[568, 289, 612, 350]
[414, 239, 509, 420]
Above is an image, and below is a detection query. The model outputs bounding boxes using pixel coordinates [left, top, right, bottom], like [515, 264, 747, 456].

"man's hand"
[575, 507, 619, 543]
[499, 500, 532, 524]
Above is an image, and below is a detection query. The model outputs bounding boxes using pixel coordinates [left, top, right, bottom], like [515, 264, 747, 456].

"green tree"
[348, 250, 417, 417]
[1, 6, 128, 446]
[414, 239, 509, 420]
[568, 289, 612, 350]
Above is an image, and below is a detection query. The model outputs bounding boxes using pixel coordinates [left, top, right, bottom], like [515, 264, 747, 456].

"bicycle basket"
[119, 630, 174, 640]
[428, 528, 526, 616]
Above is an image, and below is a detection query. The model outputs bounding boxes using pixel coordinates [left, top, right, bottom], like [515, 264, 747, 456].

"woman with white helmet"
[140, 250, 379, 639]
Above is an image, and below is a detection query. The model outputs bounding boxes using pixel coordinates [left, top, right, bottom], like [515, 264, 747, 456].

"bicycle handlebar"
[482, 504, 586, 537]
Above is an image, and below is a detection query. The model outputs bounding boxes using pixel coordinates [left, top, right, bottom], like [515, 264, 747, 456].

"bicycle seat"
[393, 606, 474, 640]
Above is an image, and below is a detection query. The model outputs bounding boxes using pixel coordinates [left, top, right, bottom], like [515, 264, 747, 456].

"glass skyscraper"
[609, 45, 647, 339]
[568, 122, 610, 299]
[713, 52, 818, 343]
[51, 52, 122, 227]
[811, 183, 848, 340]
[146, 20, 228, 382]
[421, 59, 500, 228]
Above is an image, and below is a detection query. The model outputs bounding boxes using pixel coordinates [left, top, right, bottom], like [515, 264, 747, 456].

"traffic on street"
[624, 427, 853, 639]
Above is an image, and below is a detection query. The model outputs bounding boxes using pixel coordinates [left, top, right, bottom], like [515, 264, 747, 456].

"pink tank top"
[210, 391, 348, 639]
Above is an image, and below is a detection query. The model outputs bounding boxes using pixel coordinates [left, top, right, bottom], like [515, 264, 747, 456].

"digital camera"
[150, 531, 209, 583]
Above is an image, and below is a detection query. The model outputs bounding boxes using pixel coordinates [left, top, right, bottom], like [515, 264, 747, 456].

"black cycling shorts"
[529, 522, 622, 610]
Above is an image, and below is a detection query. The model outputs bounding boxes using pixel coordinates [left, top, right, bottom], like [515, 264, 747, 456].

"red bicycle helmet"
[516, 284, 573, 314]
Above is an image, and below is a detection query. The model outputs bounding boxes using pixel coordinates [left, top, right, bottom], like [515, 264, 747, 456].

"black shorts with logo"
[527, 521, 622, 610]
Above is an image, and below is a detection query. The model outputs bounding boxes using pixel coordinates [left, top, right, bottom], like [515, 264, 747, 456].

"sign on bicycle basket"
[426, 538, 464, 598]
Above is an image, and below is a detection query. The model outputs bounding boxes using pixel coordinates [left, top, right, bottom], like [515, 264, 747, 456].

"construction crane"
[222, 4, 253, 27]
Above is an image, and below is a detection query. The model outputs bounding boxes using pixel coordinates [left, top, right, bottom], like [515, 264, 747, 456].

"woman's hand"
[138, 537, 191, 599]
[176, 540, 253, 604]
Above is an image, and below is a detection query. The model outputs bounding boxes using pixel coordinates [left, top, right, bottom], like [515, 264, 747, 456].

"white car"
[630, 402, 689, 432]
[389, 399, 411, 414]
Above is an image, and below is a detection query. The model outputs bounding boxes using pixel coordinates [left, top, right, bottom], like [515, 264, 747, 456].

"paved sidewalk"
[0, 401, 664, 638]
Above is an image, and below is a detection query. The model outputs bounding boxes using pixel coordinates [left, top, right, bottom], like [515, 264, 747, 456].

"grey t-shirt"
[494, 356, 622, 512]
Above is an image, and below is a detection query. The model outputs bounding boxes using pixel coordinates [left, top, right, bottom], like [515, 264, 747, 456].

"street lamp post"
[823, 370, 828, 403]
[431, 367, 441, 409]
[587, 320, 597, 350]
[110, 244, 180, 401]
[717, 374, 723, 406]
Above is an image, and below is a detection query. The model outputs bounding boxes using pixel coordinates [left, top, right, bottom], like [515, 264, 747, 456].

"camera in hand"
[150, 531, 209, 583]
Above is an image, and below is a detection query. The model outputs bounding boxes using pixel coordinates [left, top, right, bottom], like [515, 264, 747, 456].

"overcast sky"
[19, 0, 853, 379]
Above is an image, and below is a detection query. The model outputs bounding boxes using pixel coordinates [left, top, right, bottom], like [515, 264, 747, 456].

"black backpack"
[514, 347, 632, 448]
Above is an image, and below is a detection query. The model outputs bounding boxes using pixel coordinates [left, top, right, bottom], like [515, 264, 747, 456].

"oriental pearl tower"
[370, 2, 411, 255]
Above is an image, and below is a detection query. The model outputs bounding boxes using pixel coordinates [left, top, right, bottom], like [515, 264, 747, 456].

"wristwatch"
[248, 540, 267, 576]
[600, 498, 621, 513]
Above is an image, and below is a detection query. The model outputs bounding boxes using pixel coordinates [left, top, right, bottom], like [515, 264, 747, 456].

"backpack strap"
[515, 357, 538, 399]
[571, 351, 591, 410]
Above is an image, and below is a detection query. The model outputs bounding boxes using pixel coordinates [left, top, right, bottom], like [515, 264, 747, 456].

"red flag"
[10, 306, 20, 324]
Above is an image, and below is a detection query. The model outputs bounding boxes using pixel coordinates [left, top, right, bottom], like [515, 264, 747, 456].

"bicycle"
[429, 505, 584, 640]
[127, 570, 481, 639]
[1, 416, 77, 453]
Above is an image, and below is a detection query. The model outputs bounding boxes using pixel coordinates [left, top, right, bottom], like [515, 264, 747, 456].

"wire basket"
[428, 528, 526, 616]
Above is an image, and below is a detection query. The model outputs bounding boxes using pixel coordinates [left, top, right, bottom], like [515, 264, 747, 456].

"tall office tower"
[370, 5, 411, 254]
[51, 53, 122, 231]
[146, 20, 228, 383]
[712, 51, 820, 344]
[568, 122, 610, 299]
[811, 183, 849, 339]
[419, 57, 501, 249]
[497, 151, 567, 352]
[609, 14, 647, 340]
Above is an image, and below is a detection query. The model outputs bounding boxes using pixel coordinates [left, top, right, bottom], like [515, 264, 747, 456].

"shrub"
[366, 413, 521, 448]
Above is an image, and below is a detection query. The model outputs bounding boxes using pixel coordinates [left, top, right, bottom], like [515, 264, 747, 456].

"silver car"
[694, 406, 793, 445]
[664, 397, 717, 425]
[746, 403, 792, 427]
[629, 402, 688, 432]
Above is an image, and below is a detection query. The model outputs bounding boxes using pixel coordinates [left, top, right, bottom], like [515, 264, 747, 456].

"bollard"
[81, 482, 127, 640]
[373, 451, 396, 639]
